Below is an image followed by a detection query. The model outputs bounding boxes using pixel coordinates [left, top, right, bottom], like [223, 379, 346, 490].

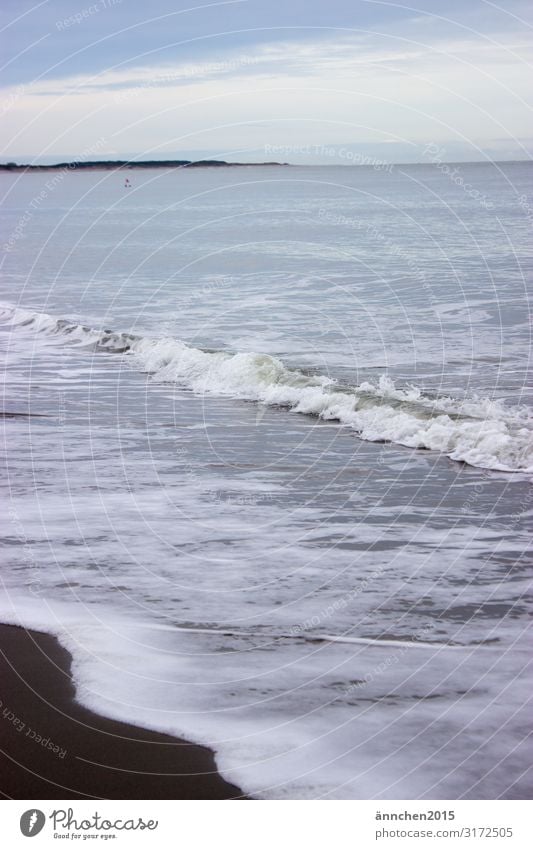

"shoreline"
[0, 159, 529, 173]
[0, 623, 246, 800]
[0, 159, 288, 172]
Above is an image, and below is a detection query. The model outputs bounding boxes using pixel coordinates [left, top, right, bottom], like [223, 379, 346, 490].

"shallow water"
[1, 163, 532, 798]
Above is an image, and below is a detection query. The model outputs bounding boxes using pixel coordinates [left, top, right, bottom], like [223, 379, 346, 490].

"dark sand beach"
[0, 624, 245, 799]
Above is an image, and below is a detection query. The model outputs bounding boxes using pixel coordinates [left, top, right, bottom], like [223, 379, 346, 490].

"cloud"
[1, 0, 531, 160]
[1, 0, 530, 85]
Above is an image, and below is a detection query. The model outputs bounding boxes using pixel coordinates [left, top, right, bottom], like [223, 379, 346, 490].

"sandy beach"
[0, 624, 245, 800]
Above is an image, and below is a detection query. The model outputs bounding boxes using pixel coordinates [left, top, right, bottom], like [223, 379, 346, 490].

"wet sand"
[0, 624, 245, 799]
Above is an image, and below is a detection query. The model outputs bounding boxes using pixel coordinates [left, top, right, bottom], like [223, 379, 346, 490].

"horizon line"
[1, 157, 532, 171]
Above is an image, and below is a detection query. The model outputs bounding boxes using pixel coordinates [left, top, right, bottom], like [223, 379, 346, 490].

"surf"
[2, 302, 532, 473]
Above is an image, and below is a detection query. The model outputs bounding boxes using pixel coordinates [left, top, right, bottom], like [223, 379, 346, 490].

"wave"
[2, 303, 532, 473]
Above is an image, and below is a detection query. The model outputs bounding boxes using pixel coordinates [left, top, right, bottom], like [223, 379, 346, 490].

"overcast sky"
[1, 0, 532, 163]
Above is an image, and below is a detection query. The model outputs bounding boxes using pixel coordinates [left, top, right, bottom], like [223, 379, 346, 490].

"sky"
[1, 0, 532, 163]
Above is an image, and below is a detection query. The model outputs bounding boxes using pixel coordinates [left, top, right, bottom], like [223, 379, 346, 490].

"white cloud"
[1, 30, 531, 160]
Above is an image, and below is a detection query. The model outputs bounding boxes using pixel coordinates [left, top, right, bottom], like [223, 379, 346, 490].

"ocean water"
[1, 163, 532, 799]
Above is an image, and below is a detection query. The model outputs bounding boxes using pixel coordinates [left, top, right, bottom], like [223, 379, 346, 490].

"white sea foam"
[0, 589, 530, 800]
[2, 303, 531, 472]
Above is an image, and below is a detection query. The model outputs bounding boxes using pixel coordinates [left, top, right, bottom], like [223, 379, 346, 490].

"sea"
[1, 162, 532, 799]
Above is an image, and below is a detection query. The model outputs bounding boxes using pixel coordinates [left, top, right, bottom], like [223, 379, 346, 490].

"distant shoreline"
[0, 159, 530, 173]
[0, 159, 289, 172]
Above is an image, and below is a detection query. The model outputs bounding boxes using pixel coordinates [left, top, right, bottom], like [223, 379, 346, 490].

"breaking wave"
[2, 303, 532, 473]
